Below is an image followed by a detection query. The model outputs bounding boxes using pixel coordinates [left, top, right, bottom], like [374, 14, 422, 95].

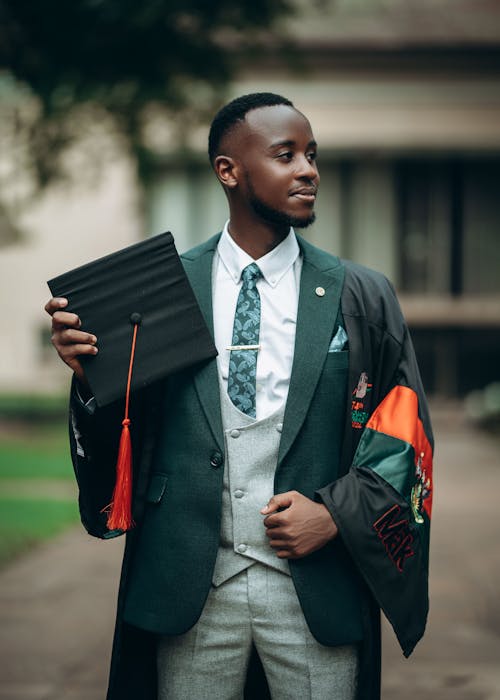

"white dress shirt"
[213, 222, 302, 420]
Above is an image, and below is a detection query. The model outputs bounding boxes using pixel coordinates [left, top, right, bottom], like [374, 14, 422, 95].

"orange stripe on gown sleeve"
[366, 385, 433, 519]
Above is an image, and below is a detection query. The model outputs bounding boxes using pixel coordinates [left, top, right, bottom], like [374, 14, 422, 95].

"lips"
[289, 186, 317, 197]
[289, 187, 317, 204]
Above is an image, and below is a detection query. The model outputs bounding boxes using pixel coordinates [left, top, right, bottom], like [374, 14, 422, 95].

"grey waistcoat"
[212, 387, 289, 586]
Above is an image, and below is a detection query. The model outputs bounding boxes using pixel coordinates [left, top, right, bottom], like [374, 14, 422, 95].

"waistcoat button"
[276, 423, 283, 433]
[234, 489, 244, 498]
[209, 451, 223, 469]
[236, 543, 248, 554]
[230, 429, 240, 438]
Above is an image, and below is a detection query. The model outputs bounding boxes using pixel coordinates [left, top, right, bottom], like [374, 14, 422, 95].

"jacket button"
[210, 451, 223, 469]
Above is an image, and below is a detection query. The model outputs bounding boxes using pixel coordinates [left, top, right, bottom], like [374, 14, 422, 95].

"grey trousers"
[157, 564, 359, 700]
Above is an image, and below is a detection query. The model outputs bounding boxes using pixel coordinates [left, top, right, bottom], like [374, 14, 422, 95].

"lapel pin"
[315, 286, 325, 297]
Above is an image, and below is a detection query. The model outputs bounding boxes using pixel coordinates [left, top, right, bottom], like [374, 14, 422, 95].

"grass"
[0, 419, 80, 569]
[0, 422, 74, 479]
[0, 498, 79, 568]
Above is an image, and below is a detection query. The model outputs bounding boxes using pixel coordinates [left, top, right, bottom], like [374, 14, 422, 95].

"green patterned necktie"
[227, 262, 262, 418]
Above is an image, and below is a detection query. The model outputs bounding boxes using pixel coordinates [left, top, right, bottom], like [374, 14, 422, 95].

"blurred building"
[1, 0, 500, 397]
[148, 0, 500, 397]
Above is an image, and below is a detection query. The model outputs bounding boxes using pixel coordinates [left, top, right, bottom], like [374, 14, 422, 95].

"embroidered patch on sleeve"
[351, 371, 372, 428]
[373, 504, 415, 573]
[411, 453, 432, 524]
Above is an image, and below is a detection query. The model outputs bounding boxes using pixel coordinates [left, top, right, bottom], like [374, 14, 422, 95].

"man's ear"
[214, 155, 239, 189]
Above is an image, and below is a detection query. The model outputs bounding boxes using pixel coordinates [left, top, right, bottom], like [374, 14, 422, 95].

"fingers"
[263, 504, 299, 558]
[51, 310, 82, 331]
[262, 491, 338, 560]
[44, 297, 68, 315]
[57, 340, 98, 358]
[260, 490, 296, 515]
[51, 335, 96, 383]
[262, 510, 286, 528]
[53, 330, 98, 360]
[56, 327, 97, 347]
[44, 296, 97, 381]
[266, 531, 299, 559]
[45, 297, 82, 331]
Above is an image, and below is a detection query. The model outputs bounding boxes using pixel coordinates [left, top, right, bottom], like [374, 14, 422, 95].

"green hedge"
[0, 393, 68, 422]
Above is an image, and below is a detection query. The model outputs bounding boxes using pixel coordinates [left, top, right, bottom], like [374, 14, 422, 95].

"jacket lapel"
[181, 235, 224, 452]
[180, 233, 344, 460]
[278, 238, 345, 465]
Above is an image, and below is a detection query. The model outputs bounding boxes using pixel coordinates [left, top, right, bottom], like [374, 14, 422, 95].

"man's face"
[231, 105, 320, 229]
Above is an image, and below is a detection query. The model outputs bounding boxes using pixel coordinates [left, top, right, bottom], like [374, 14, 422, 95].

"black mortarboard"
[47, 232, 217, 532]
[47, 231, 217, 407]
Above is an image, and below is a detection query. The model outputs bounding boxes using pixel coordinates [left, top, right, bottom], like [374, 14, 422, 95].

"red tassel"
[106, 418, 134, 530]
[103, 319, 140, 532]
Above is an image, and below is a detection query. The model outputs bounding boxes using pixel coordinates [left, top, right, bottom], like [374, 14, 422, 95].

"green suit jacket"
[121, 233, 365, 645]
[69, 233, 433, 700]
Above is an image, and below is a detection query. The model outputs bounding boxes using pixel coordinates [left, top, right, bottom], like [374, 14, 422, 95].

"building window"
[396, 157, 500, 296]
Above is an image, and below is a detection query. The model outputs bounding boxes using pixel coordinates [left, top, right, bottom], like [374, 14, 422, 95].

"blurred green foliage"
[0, 420, 78, 568]
[0, 498, 79, 568]
[465, 382, 500, 434]
[0, 393, 67, 422]
[0, 0, 294, 188]
[0, 422, 73, 479]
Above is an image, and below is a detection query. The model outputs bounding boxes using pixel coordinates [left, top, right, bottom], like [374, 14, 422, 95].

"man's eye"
[307, 152, 317, 162]
[277, 152, 293, 160]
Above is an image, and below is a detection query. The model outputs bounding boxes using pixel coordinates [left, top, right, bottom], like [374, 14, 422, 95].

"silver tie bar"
[226, 344, 261, 351]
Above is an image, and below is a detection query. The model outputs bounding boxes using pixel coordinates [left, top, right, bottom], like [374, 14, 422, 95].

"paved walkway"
[381, 405, 500, 700]
[1, 404, 499, 699]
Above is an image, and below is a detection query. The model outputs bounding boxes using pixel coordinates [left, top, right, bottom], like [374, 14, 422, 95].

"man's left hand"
[261, 491, 338, 559]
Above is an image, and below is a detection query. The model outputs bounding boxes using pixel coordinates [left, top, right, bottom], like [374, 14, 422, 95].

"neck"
[227, 212, 289, 260]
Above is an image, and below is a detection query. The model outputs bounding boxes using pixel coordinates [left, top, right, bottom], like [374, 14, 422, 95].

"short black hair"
[208, 92, 294, 164]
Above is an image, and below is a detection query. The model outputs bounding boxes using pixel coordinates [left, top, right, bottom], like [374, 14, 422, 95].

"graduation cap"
[48, 232, 217, 531]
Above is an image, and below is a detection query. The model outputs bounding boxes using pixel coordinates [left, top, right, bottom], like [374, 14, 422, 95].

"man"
[45, 93, 433, 699]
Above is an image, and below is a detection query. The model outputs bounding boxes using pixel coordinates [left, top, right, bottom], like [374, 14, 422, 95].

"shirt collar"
[217, 221, 300, 288]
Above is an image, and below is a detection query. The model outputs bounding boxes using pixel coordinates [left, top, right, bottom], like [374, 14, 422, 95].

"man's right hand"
[44, 297, 98, 386]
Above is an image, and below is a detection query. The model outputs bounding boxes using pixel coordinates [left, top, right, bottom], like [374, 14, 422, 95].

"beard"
[245, 174, 316, 229]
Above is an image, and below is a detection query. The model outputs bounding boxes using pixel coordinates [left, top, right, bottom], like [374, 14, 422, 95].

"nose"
[297, 154, 319, 182]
